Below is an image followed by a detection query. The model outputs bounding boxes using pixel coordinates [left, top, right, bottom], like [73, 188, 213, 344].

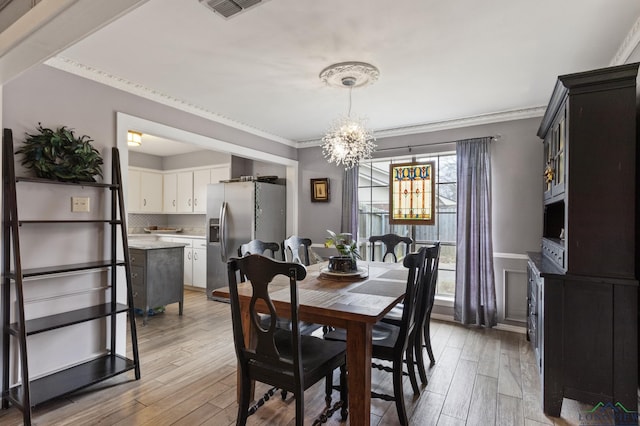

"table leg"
[346, 321, 372, 426]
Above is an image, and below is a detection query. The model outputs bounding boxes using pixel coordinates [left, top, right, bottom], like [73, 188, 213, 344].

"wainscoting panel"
[493, 254, 528, 326]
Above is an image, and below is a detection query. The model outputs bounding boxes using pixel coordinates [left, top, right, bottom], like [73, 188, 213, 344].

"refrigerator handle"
[220, 201, 228, 262]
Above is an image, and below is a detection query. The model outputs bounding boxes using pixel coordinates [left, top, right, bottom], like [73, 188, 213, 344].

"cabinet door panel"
[163, 173, 177, 212]
[140, 171, 163, 212]
[192, 247, 206, 288]
[209, 166, 230, 184]
[192, 170, 210, 213]
[183, 248, 193, 286]
[177, 172, 193, 213]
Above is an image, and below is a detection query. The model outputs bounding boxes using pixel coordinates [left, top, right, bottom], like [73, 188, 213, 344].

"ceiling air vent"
[199, 0, 269, 19]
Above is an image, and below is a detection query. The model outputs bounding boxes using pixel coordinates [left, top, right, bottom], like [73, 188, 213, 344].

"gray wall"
[3, 64, 297, 165]
[297, 117, 543, 325]
[3, 63, 543, 355]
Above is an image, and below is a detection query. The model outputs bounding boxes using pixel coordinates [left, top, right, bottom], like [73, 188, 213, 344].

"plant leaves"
[17, 123, 103, 182]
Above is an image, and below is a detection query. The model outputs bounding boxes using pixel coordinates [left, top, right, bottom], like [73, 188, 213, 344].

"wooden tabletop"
[211, 260, 409, 426]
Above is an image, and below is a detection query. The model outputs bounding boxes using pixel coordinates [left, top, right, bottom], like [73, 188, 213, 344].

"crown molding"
[296, 106, 546, 148]
[611, 14, 640, 65]
[47, 56, 545, 150]
[45, 55, 297, 147]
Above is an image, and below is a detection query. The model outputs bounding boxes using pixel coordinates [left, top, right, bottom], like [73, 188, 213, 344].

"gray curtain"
[454, 138, 497, 327]
[341, 166, 359, 240]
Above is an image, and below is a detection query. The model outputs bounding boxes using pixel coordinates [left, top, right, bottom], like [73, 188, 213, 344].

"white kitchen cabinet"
[163, 173, 178, 212]
[183, 247, 193, 286]
[209, 165, 230, 185]
[135, 165, 229, 214]
[176, 172, 193, 213]
[128, 169, 141, 212]
[192, 239, 207, 288]
[158, 236, 206, 288]
[192, 169, 210, 213]
[128, 169, 163, 213]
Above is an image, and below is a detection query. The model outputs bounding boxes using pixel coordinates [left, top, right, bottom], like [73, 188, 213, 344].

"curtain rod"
[374, 134, 501, 153]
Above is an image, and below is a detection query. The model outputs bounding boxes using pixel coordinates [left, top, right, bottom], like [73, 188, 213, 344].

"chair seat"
[324, 322, 400, 358]
[249, 329, 346, 390]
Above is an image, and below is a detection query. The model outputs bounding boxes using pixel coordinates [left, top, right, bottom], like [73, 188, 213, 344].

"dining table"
[211, 260, 409, 426]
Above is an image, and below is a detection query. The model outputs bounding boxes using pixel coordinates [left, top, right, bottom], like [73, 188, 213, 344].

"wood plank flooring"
[0, 289, 631, 425]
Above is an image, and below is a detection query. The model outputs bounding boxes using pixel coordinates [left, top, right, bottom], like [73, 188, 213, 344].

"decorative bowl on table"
[327, 255, 358, 272]
[321, 256, 368, 280]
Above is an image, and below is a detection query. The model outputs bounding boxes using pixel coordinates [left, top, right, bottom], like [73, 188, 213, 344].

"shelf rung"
[10, 260, 126, 278]
[9, 303, 130, 336]
[18, 220, 123, 225]
[6, 355, 136, 408]
[15, 177, 117, 189]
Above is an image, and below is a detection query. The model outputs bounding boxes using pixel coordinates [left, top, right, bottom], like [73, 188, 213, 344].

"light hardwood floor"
[0, 290, 627, 425]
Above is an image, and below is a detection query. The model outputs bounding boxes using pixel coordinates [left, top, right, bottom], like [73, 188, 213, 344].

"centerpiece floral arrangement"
[324, 230, 361, 272]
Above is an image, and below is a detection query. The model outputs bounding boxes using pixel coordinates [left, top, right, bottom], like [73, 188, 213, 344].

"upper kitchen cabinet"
[163, 173, 178, 212]
[192, 169, 210, 213]
[176, 171, 194, 213]
[174, 166, 229, 214]
[128, 168, 163, 213]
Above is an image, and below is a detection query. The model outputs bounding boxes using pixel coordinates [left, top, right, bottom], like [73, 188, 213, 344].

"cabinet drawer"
[131, 266, 146, 306]
[541, 239, 564, 269]
[129, 250, 146, 267]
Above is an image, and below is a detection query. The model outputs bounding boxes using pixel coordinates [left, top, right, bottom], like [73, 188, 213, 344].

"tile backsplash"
[128, 214, 206, 236]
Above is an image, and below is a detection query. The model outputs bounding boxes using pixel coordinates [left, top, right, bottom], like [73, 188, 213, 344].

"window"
[358, 152, 456, 297]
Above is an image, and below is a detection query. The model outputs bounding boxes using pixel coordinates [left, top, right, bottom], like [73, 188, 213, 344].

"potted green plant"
[324, 230, 361, 272]
[16, 123, 103, 182]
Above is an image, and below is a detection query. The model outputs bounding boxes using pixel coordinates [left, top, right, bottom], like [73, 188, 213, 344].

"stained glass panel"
[389, 161, 435, 225]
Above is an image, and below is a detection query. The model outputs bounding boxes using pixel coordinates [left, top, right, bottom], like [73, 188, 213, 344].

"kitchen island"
[128, 241, 186, 325]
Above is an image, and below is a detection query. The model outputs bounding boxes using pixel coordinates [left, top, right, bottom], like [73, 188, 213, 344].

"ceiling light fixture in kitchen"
[320, 62, 378, 169]
[127, 131, 142, 147]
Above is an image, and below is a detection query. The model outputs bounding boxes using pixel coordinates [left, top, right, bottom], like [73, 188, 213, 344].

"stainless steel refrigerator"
[206, 181, 286, 299]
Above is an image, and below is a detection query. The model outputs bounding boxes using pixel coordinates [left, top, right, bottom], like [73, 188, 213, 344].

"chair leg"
[281, 389, 288, 400]
[414, 328, 428, 385]
[295, 390, 304, 426]
[392, 356, 409, 426]
[325, 371, 333, 407]
[424, 318, 436, 366]
[339, 364, 348, 420]
[237, 373, 252, 426]
[405, 345, 420, 396]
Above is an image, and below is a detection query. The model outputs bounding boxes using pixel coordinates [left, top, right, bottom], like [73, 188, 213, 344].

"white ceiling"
[49, 0, 640, 149]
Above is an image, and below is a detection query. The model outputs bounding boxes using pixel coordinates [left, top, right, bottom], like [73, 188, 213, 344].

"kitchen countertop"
[128, 241, 189, 250]
[128, 233, 206, 239]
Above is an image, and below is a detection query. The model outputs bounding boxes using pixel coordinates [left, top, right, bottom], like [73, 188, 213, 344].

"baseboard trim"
[431, 313, 526, 334]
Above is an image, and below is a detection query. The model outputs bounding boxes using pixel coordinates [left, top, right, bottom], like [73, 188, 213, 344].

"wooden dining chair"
[237, 239, 281, 283]
[369, 234, 413, 262]
[382, 242, 441, 384]
[227, 254, 348, 425]
[282, 236, 313, 266]
[238, 239, 280, 259]
[324, 247, 427, 426]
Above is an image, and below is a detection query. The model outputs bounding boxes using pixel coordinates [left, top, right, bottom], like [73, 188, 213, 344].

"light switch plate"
[71, 196, 90, 212]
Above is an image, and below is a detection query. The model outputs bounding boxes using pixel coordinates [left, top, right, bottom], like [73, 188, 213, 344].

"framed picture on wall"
[311, 178, 330, 202]
[389, 162, 436, 225]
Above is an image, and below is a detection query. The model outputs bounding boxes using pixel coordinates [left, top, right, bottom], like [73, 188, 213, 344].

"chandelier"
[320, 62, 379, 169]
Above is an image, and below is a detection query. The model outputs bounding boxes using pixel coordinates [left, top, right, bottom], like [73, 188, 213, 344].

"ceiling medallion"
[319, 62, 380, 89]
[320, 62, 379, 169]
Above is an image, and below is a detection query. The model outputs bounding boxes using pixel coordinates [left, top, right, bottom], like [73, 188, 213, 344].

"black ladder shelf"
[1, 128, 140, 425]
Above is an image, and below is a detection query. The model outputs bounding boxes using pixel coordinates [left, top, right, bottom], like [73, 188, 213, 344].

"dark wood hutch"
[527, 63, 639, 416]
